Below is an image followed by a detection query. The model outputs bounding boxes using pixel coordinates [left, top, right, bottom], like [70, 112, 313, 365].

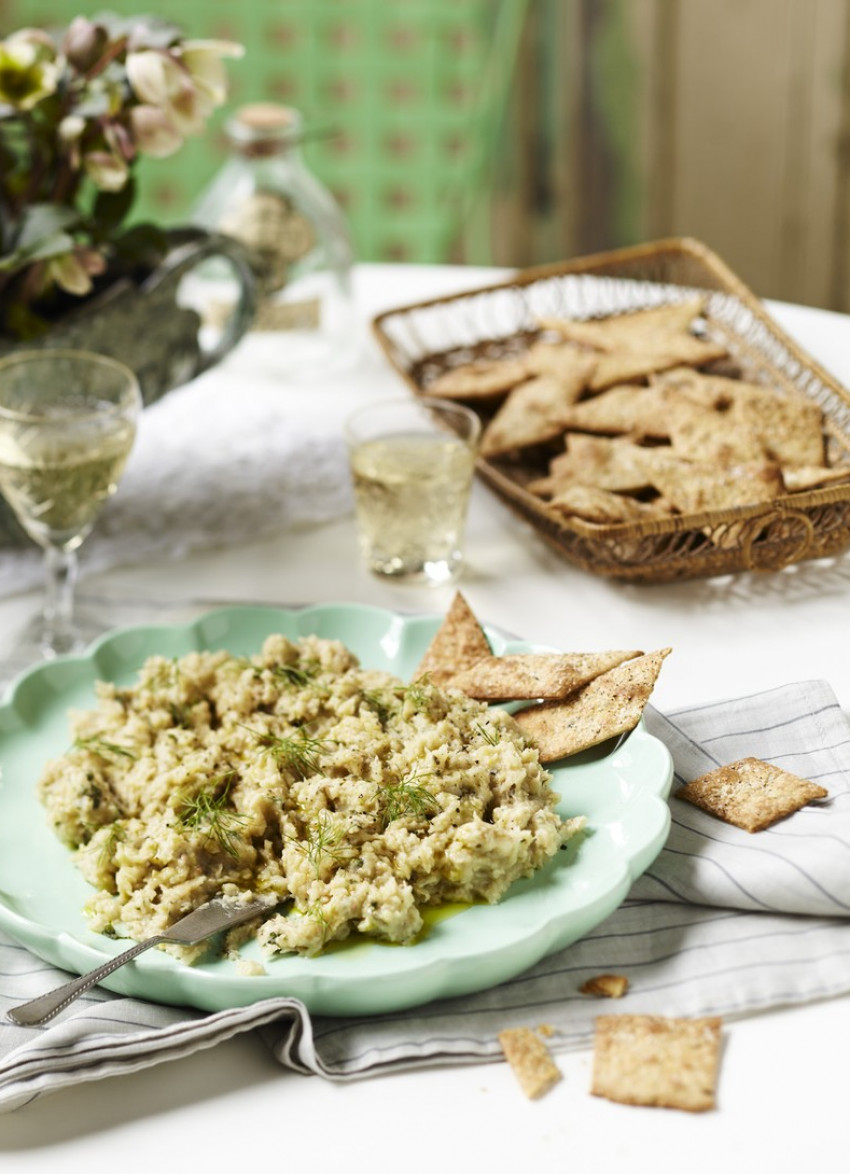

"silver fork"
[6, 896, 273, 1027]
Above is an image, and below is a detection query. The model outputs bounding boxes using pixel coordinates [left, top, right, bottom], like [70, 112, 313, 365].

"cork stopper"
[226, 104, 303, 155]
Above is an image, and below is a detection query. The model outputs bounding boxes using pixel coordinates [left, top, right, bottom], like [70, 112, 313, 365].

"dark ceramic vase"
[0, 228, 257, 547]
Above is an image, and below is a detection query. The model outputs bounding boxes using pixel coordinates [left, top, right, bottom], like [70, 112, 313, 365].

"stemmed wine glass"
[0, 349, 142, 658]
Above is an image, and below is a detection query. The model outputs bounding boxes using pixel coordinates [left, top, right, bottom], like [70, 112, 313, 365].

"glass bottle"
[192, 103, 358, 379]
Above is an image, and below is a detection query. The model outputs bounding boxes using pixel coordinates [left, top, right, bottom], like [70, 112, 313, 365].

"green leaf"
[109, 221, 168, 268]
[72, 90, 112, 119]
[2, 300, 52, 340]
[91, 176, 136, 234]
[15, 203, 79, 250]
[0, 229, 76, 273]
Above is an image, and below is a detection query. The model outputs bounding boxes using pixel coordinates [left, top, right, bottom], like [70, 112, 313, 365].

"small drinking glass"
[345, 396, 481, 585]
[0, 349, 142, 657]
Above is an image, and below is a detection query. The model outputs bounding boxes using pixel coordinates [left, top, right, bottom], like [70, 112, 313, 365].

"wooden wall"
[493, 0, 850, 312]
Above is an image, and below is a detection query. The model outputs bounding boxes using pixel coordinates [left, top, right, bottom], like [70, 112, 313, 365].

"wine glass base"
[0, 592, 229, 690]
[1, 596, 130, 686]
[4, 610, 84, 671]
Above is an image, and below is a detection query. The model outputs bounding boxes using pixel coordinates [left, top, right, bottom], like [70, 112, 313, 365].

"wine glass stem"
[42, 544, 79, 656]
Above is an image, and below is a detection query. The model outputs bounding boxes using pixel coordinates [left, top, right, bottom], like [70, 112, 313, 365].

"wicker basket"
[371, 237, 850, 583]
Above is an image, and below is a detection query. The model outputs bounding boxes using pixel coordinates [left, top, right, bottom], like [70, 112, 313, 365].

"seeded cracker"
[498, 1027, 562, 1100]
[413, 591, 492, 687]
[591, 1014, 722, 1112]
[676, 756, 828, 833]
[448, 649, 643, 701]
[513, 649, 670, 761]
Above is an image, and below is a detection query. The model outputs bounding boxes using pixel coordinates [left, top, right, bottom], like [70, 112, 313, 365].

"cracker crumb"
[235, 958, 267, 977]
[498, 1027, 562, 1100]
[580, 973, 629, 998]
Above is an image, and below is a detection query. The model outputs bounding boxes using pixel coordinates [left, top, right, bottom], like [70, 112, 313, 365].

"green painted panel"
[0, 1, 526, 262]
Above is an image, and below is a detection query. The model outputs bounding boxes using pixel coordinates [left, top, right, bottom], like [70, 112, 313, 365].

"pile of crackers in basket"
[427, 298, 850, 526]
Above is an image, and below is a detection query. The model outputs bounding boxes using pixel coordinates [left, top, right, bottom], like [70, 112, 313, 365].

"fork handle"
[6, 934, 165, 1027]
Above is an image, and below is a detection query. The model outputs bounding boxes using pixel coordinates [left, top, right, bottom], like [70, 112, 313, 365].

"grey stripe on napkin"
[2, 680, 849, 1112]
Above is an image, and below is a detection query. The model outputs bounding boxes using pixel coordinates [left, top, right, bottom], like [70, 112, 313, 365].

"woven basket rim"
[371, 237, 850, 582]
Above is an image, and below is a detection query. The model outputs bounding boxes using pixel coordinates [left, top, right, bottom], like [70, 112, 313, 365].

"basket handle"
[739, 508, 816, 572]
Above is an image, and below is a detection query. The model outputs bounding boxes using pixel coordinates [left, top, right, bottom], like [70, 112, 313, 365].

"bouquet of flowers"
[0, 14, 242, 340]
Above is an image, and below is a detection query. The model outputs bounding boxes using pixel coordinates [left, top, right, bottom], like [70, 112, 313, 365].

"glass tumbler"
[345, 396, 481, 585]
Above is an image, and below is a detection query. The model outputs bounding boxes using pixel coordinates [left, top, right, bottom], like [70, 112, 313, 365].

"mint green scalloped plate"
[0, 604, 673, 1016]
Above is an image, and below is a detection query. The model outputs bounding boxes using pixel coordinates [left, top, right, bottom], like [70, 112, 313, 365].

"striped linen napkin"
[2, 679, 849, 1111]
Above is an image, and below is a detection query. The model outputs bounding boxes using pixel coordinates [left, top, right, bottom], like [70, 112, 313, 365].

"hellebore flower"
[0, 14, 243, 339]
[129, 104, 183, 158]
[44, 247, 101, 296]
[0, 29, 61, 110]
[61, 17, 109, 74]
[178, 40, 244, 107]
[126, 40, 242, 137]
[82, 149, 129, 192]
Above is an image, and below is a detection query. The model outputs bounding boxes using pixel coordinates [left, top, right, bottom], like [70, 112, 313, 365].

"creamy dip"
[38, 634, 583, 959]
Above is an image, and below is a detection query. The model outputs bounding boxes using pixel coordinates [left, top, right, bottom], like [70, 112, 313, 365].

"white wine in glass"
[0, 349, 142, 657]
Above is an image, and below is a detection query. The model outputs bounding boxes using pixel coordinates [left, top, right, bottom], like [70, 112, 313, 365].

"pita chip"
[428, 356, 530, 402]
[538, 301, 727, 390]
[448, 649, 643, 701]
[728, 388, 825, 467]
[589, 342, 727, 391]
[413, 591, 492, 687]
[523, 339, 600, 387]
[539, 299, 709, 350]
[558, 384, 675, 438]
[480, 367, 596, 458]
[548, 484, 666, 524]
[648, 457, 784, 514]
[651, 365, 736, 407]
[528, 435, 656, 497]
[665, 401, 766, 464]
[513, 649, 671, 761]
[655, 370, 827, 467]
